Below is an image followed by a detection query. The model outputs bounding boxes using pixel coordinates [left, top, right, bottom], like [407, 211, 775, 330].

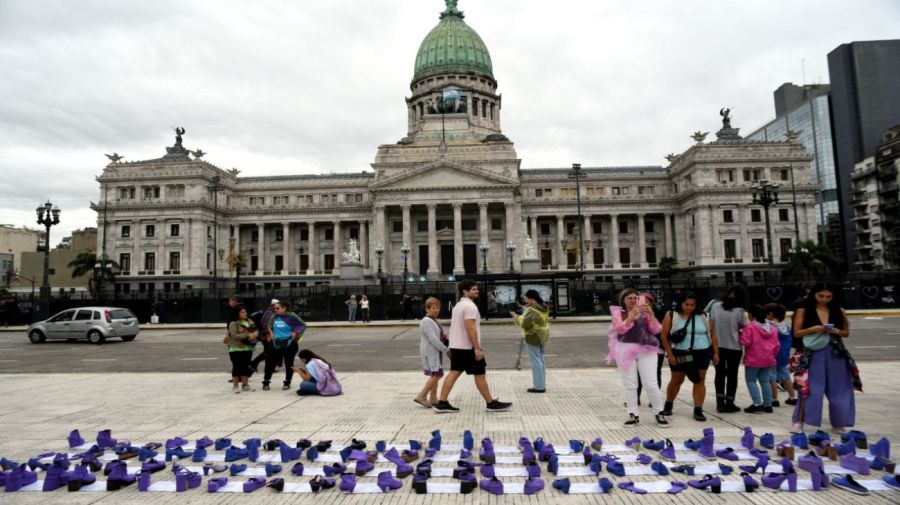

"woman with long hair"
[512, 289, 551, 393]
[292, 349, 342, 396]
[262, 301, 306, 391]
[607, 289, 668, 426]
[790, 283, 860, 433]
[708, 284, 748, 413]
[660, 292, 720, 422]
[223, 305, 257, 393]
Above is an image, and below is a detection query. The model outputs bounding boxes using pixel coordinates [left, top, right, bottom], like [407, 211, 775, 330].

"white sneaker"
[790, 422, 803, 433]
[232, 385, 241, 394]
[242, 384, 255, 392]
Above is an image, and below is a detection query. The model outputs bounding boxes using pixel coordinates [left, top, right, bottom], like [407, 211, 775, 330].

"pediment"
[372, 160, 515, 190]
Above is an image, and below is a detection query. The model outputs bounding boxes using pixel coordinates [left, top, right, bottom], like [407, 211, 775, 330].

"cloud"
[0, 0, 897, 245]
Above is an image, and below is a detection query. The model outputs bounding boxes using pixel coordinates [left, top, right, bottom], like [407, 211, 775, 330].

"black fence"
[1, 272, 898, 326]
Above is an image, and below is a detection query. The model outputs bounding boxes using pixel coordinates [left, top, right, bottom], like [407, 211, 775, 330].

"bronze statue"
[105, 152, 123, 163]
[191, 149, 206, 159]
[719, 108, 732, 129]
[173, 127, 186, 146]
[691, 131, 709, 143]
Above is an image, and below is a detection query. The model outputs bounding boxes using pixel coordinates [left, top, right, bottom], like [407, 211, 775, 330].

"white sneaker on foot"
[232, 385, 241, 394]
[790, 422, 803, 433]
[242, 384, 255, 392]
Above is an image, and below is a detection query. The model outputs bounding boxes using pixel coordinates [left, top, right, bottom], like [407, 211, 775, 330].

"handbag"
[670, 316, 702, 383]
[668, 310, 692, 344]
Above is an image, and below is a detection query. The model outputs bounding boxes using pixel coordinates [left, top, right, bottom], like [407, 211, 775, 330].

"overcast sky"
[1, 0, 897, 247]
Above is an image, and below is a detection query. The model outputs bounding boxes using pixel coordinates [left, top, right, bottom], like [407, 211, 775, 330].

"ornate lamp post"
[375, 244, 385, 276]
[751, 178, 779, 269]
[400, 242, 410, 293]
[506, 240, 516, 273]
[36, 201, 60, 320]
[568, 163, 586, 271]
[479, 241, 490, 273]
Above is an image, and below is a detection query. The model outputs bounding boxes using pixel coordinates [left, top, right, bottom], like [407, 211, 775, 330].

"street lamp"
[36, 201, 60, 320]
[374, 244, 384, 276]
[506, 240, 516, 273]
[400, 242, 410, 294]
[568, 163, 586, 271]
[751, 178, 779, 269]
[480, 241, 490, 273]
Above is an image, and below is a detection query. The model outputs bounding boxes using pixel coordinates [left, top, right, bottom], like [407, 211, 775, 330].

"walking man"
[433, 279, 512, 413]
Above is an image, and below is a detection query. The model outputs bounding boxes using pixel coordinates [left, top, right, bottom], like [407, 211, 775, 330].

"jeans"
[298, 380, 319, 395]
[263, 340, 298, 386]
[715, 347, 743, 403]
[619, 343, 664, 415]
[745, 366, 772, 406]
[526, 343, 546, 390]
[360, 308, 369, 323]
[348, 307, 357, 323]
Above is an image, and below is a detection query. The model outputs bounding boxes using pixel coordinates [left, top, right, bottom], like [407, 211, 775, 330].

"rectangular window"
[752, 239, 764, 259]
[300, 254, 309, 271]
[274, 255, 284, 271]
[612, 187, 621, 195]
[251, 230, 259, 242]
[621, 186, 630, 195]
[593, 248, 604, 265]
[592, 221, 602, 234]
[144, 252, 156, 271]
[619, 248, 631, 265]
[751, 209, 762, 222]
[560, 188, 577, 198]
[417, 220, 428, 232]
[207, 226, 212, 238]
[323, 254, 335, 271]
[778, 209, 789, 222]
[119, 187, 135, 199]
[780, 238, 793, 259]
[436, 219, 454, 230]
[638, 186, 655, 196]
[349, 227, 359, 240]
[300, 228, 309, 241]
[587, 186, 604, 197]
[723, 209, 734, 223]
[645, 221, 655, 233]
[491, 218, 502, 231]
[325, 228, 334, 240]
[206, 253, 211, 270]
[540, 223, 550, 235]
[119, 253, 130, 272]
[145, 224, 155, 237]
[143, 186, 160, 199]
[724, 239, 737, 258]
[646, 247, 657, 264]
[121, 225, 131, 238]
[565, 221, 576, 235]
[169, 252, 180, 271]
[169, 224, 180, 237]
[535, 188, 543, 198]
[461, 219, 477, 231]
[780, 169, 790, 181]
[618, 221, 628, 234]
[251, 255, 259, 271]
[275, 229, 284, 241]
[392, 220, 403, 233]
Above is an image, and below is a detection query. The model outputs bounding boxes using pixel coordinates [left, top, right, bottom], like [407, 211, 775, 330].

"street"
[1, 318, 898, 373]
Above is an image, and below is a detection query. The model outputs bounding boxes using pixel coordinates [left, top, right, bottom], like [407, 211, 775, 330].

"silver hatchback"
[27, 307, 140, 345]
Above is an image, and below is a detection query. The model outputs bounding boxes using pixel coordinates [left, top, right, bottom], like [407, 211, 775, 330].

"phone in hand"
[637, 295, 647, 306]
[823, 323, 834, 331]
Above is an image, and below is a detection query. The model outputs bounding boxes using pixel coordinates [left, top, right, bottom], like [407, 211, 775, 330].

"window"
[144, 252, 156, 271]
[206, 253, 210, 270]
[724, 239, 737, 259]
[540, 223, 550, 235]
[251, 256, 259, 271]
[778, 209, 789, 222]
[417, 220, 428, 232]
[646, 247, 657, 264]
[436, 219, 454, 230]
[298, 194, 313, 204]
[273, 196, 282, 205]
[618, 221, 629, 234]
[145, 224, 155, 237]
[121, 225, 131, 238]
[619, 248, 631, 265]
[331, 194, 338, 203]
[169, 252, 180, 271]
[119, 253, 130, 272]
[779, 169, 790, 181]
[723, 209, 734, 223]
[491, 218, 502, 231]
[743, 168, 761, 182]
[565, 222, 576, 235]
[752, 239, 764, 259]
[751, 209, 762, 222]
[207, 226, 212, 238]
[74, 310, 92, 321]
[325, 228, 334, 240]
[612, 187, 621, 195]
[621, 186, 630, 195]
[780, 239, 793, 259]
[275, 229, 284, 241]
[535, 188, 553, 198]
[587, 186, 604, 197]
[349, 227, 359, 240]
[119, 187, 135, 200]
[392, 220, 403, 233]
[167, 185, 185, 199]
[249, 196, 265, 206]
[300, 229, 309, 241]
[638, 186, 655, 196]
[142, 186, 160, 199]
[592, 221, 602, 234]
[323, 254, 335, 271]
[169, 224, 180, 237]
[560, 188, 577, 199]
[274, 255, 284, 271]
[251, 230, 259, 242]
[593, 248, 604, 265]
[645, 221, 655, 233]
[462, 219, 477, 231]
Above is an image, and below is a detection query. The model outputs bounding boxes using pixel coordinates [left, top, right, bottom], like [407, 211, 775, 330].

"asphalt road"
[1, 317, 899, 373]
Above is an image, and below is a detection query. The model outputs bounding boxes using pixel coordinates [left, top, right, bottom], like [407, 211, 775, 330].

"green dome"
[413, 1, 494, 82]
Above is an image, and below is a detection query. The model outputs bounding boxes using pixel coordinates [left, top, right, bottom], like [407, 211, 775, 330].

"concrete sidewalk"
[1, 363, 899, 503]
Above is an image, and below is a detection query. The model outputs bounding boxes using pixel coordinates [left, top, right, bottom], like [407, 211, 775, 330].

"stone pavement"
[1, 364, 899, 504]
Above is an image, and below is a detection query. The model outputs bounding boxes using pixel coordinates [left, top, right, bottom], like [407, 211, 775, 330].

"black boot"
[693, 406, 707, 422]
[725, 399, 741, 413]
[716, 397, 726, 413]
[661, 401, 674, 416]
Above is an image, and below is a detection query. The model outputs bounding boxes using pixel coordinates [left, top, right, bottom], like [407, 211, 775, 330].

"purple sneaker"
[660, 439, 677, 461]
[552, 477, 570, 494]
[524, 477, 544, 495]
[207, 477, 228, 493]
[242, 476, 265, 493]
[377, 470, 402, 492]
[840, 453, 870, 475]
[479, 476, 504, 495]
[339, 473, 357, 493]
[68, 430, 85, 448]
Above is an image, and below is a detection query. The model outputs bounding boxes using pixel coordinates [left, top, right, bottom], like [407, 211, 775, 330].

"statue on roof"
[191, 149, 206, 159]
[105, 152, 123, 164]
[719, 108, 731, 129]
[173, 127, 186, 146]
[441, 0, 463, 18]
[691, 131, 709, 143]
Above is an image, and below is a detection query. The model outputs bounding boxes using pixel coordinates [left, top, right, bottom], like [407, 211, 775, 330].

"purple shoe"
[790, 432, 809, 449]
[591, 437, 603, 451]
[840, 453, 870, 475]
[323, 463, 347, 477]
[229, 463, 247, 476]
[833, 475, 870, 495]
[96, 429, 117, 449]
[424, 448, 437, 458]
[291, 462, 304, 476]
[429, 430, 442, 451]
[547, 454, 559, 475]
[207, 477, 228, 493]
[137, 470, 151, 492]
[306, 447, 319, 461]
[395, 462, 413, 478]
[106, 462, 136, 491]
[339, 473, 357, 493]
[224, 446, 248, 462]
[870, 437, 890, 459]
[651, 461, 669, 476]
[350, 438, 367, 451]
[264, 463, 282, 477]
[165, 437, 188, 450]
[742, 472, 759, 492]
[355, 459, 374, 476]
[377, 470, 402, 492]
[667, 480, 688, 494]
[809, 430, 830, 447]
[618, 481, 647, 494]
[581, 446, 592, 465]
[479, 447, 495, 464]
[716, 447, 739, 461]
[625, 437, 641, 450]
[414, 459, 432, 478]
[308, 475, 333, 493]
[141, 459, 165, 474]
[66, 465, 96, 491]
[599, 477, 614, 493]
[882, 475, 900, 491]
[643, 439, 665, 451]
[539, 444, 555, 461]
[214, 438, 231, 450]
[463, 430, 474, 451]
[698, 434, 716, 460]
[683, 438, 701, 450]
[175, 470, 201, 492]
[741, 427, 754, 450]
[607, 459, 626, 477]
[195, 436, 214, 450]
[760, 433, 775, 449]
[375, 440, 386, 453]
[762, 469, 798, 492]
[4, 464, 37, 492]
[460, 449, 472, 460]
[837, 439, 857, 456]
[409, 439, 422, 451]
[687, 474, 721, 493]
[68, 430, 85, 448]
[348, 449, 367, 462]
[870, 456, 897, 473]
[191, 447, 207, 463]
[412, 472, 429, 494]
[719, 463, 733, 475]
[42, 467, 68, 491]
[242, 476, 265, 493]
[526, 460, 541, 478]
[266, 477, 284, 492]
[660, 439, 677, 461]
[569, 439, 584, 453]
[637, 453, 652, 465]
[401, 449, 419, 463]
[479, 476, 504, 495]
[552, 477, 570, 494]
[523, 445, 536, 464]
[481, 463, 495, 478]
[588, 453, 602, 475]
[524, 477, 544, 495]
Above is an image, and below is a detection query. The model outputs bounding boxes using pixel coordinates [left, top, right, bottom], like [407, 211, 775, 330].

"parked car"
[27, 307, 140, 345]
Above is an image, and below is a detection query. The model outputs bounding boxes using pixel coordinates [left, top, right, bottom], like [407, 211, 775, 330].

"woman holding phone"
[607, 288, 669, 426]
[790, 283, 860, 433]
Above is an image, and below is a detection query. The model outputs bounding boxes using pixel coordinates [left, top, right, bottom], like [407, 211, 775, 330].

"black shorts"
[449, 348, 486, 376]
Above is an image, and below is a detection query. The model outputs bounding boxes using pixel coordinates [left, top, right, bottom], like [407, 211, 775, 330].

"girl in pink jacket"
[739, 305, 780, 413]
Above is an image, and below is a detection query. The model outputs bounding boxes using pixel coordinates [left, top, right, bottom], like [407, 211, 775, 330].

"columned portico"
[555, 215, 564, 268]
[282, 223, 291, 272]
[664, 213, 674, 259]
[427, 204, 438, 277]
[609, 214, 620, 268]
[452, 203, 464, 275]
[333, 220, 342, 274]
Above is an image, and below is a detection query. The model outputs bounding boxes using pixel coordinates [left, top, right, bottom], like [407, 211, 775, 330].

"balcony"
[877, 164, 898, 178]
[880, 182, 899, 195]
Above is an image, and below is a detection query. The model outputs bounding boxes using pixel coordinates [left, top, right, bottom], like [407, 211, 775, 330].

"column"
[584, 214, 594, 270]
[637, 213, 647, 267]
[696, 207, 710, 263]
[401, 204, 412, 272]
[479, 203, 489, 245]
[529, 215, 537, 240]
[133, 219, 141, 272]
[556, 215, 565, 269]
[282, 222, 291, 273]
[306, 222, 316, 274]
[359, 219, 368, 268]
[372, 205, 385, 270]
[186, 218, 193, 275]
[684, 213, 694, 260]
[427, 204, 438, 277]
[805, 202, 817, 242]
[505, 202, 516, 267]
[453, 203, 464, 275]
[709, 205, 720, 262]
[610, 214, 620, 267]
[232, 224, 240, 258]
[664, 213, 674, 259]
[257, 224, 265, 273]
[157, 219, 165, 273]
[739, 205, 752, 260]
[333, 220, 342, 274]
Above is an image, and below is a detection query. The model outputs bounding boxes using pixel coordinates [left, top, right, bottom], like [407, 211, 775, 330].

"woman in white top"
[359, 295, 370, 323]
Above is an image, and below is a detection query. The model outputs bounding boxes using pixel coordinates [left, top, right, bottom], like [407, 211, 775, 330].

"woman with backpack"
[292, 350, 343, 396]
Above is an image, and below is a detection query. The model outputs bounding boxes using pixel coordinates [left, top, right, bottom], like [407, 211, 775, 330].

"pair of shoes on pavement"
[433, 399, 512, 413]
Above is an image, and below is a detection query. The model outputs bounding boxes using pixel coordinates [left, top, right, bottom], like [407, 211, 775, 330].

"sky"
[0, 0, 898, 247]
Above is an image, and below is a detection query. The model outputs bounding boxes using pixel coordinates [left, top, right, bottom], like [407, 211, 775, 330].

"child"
[739, 305, 780, 413]
[765, 303, 797, 406]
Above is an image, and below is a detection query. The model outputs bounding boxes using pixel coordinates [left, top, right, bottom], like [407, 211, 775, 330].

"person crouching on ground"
[263, 301, 306, 391]
[292, 350, 343, 396]
[415, 297, 449, 408]
[511, 289, 550, 393]
[740, 305, 780, 413]
[608, 289, 668, 426]
[224, 305, 258, 393]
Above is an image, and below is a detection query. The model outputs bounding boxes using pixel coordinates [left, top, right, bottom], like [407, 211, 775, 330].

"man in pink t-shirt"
[433, 279, 512, 413]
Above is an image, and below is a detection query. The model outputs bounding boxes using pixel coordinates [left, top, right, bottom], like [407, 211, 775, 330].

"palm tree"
[783, 240, 840, 282]
[67, 253, 119, 297]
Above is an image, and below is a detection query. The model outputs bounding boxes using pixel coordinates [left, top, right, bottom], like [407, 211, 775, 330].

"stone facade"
[91, 1, 818, 294]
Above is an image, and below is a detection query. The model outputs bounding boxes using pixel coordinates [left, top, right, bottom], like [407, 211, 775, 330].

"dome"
[412, 1, 494, 82]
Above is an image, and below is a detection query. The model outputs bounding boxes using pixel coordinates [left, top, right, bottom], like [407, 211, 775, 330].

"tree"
[783, 240, 841, 282]
[227, 250, 248, 294]
[657, 256, 680, 279]
[67, 253, 119, 297]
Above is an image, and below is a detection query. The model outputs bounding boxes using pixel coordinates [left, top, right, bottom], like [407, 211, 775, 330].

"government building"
[92, 1, 818, 297]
